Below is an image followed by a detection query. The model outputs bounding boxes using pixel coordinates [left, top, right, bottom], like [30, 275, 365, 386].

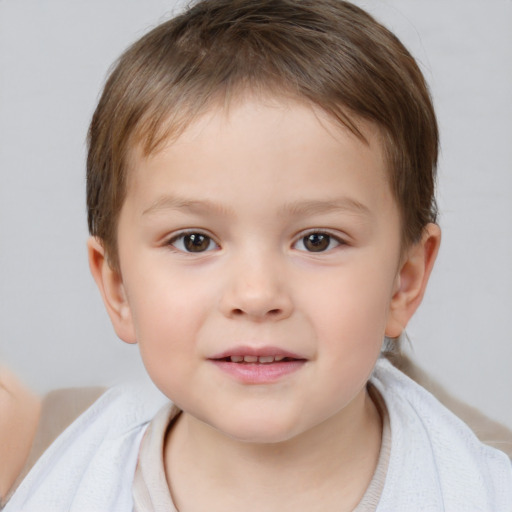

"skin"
[89, 95, 440, 511]
[0, 367, 41, 502]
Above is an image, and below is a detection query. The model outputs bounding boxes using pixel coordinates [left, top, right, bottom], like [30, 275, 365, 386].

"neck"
[164, 388, 382, 512]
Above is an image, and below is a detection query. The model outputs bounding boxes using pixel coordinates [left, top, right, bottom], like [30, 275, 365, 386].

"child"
[4, 0, 512, 510]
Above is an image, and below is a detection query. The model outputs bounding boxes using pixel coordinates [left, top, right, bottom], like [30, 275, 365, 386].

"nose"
[219, 251, 293, 321]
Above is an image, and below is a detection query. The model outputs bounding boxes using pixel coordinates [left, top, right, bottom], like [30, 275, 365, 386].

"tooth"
[258, 356, 274, 363]
[230, 356, 244, 363]
[274, 355, 284, 362]
[244, 355, 258, 363]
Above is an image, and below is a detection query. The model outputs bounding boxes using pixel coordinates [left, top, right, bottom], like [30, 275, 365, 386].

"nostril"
[230, 307, 283, 318]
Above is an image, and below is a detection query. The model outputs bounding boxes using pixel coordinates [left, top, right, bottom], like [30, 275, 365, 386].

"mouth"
[209, 347, 307, 383]
[209, 346, 306, 364]
[214, 355, 302, 364]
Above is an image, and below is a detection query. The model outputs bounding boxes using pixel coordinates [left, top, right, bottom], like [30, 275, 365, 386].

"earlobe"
[87, 237, 137, 344]
[385, 223, 441, 338]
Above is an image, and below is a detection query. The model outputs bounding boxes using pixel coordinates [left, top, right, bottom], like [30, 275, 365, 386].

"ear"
[385, 223, 441, 338]
[87, 237, 137, 344]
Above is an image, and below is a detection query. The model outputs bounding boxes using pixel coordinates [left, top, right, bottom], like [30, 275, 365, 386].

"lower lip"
[210, 360, 306, 384]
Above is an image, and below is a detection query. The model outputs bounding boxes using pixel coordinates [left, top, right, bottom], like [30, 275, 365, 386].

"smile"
[219, 355, 295, 364]
[209, 347, 307, 383]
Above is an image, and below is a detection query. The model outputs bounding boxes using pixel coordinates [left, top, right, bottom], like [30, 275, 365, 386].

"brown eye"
[303, 233, 331, 252]
[294, 232, 342, 253]
[184, 234, 210, 252]
[171, 233, 217, 253]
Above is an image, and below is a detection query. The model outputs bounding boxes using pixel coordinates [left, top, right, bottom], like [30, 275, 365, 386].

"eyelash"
[167, 231, 219, 253]
[293, 230, 346, 253]
[166, 230, 346, 254]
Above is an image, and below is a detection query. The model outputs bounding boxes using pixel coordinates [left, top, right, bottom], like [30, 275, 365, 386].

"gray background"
[1, 0, 511, 428]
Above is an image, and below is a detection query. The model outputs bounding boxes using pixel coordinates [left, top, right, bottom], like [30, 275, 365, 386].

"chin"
[211, 415, 304, 445]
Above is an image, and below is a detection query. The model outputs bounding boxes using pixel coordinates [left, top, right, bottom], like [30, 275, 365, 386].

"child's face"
[108, 97, 405, 443]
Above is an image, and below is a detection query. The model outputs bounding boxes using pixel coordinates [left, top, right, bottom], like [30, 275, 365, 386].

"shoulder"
[3, 380, 167, 512]
[390, 353, 512, 458]
[371, 358, 512, 511]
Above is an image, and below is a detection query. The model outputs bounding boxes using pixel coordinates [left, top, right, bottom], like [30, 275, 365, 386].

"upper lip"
[209, 345, 306, 360]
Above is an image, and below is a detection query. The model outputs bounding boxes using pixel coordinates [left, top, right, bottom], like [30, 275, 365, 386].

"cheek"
[123, 271, 214, 387]
[298, 262, 395, 385]
[300, 264, 394, 341]
[126, 261, 215, 336]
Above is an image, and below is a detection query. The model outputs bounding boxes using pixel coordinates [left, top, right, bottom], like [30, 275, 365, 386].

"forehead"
[132, 86, 387, 156]
[120, 96, 398, 240]
[127, 94, 390, 190]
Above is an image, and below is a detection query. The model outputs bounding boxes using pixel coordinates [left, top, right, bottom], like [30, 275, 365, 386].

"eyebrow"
[142, 195, 371, 218]
[281, 198, 371, 217]
[142, 196, 235, 217]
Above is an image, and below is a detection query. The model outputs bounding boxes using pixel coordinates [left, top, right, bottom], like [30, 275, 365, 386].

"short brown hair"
[87, 0, 438, 269]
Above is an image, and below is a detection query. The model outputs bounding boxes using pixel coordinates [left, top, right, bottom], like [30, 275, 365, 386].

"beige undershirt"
[132, 384, 391, 512]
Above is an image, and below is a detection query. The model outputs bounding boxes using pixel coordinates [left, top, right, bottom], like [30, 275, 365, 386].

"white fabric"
[372, 359, 512, 511]
[4, 359, 512, 511]
[3, 380, 166, 512]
